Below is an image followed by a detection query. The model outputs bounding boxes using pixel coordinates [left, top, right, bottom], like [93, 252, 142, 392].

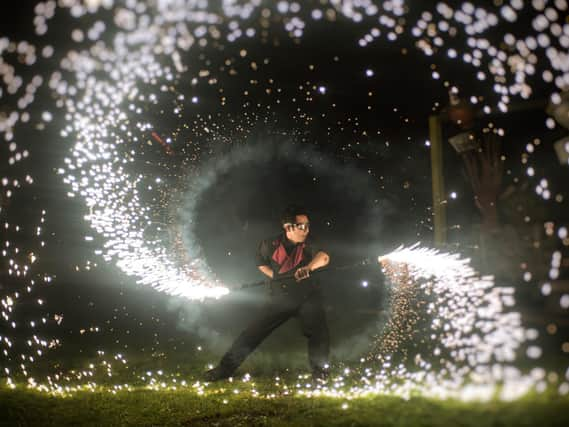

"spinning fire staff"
[204, 205, 332, 382]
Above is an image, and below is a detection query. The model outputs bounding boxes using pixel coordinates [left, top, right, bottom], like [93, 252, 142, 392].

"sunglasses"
[285, 222, 310, 231]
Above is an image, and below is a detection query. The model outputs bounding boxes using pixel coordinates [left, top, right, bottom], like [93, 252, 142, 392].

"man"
[204, 205, 331, 382]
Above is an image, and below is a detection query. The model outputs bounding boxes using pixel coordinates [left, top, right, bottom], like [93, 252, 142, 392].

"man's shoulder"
[259, 234, 283, 247]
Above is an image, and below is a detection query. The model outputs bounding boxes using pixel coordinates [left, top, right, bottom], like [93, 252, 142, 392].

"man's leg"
[213, 298, 296, 377]
[298, 295, 330, 377]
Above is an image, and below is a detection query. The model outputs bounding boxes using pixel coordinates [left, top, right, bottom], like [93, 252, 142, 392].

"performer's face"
[284, 214, 310, 243]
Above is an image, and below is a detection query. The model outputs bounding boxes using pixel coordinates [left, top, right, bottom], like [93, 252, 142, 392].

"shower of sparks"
[1, 0, 568, 401]
[372, 244, 536, 400]
[2, 244, 564, 403]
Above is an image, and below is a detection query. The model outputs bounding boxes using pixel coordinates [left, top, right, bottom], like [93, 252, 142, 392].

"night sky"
[1, 0, 568, 398]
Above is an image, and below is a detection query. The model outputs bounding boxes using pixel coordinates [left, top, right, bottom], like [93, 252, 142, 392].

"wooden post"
[429, 115, 447, 246]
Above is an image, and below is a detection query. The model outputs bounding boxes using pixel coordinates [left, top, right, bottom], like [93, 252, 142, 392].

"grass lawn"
[2, 383, 569, 427]
[2, 346, 568, 426]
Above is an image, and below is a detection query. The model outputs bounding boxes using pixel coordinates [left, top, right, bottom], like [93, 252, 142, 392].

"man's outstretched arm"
[295, 251, 330, 281]
[308, 251, 330, 272]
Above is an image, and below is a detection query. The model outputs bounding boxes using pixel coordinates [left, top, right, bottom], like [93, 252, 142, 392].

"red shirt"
[256, 233, 321, 278]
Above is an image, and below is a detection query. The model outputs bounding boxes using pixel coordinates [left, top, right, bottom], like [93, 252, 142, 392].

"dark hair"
[281, 204, 308, 225]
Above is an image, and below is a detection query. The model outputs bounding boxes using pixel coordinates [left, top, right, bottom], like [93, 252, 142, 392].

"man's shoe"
[203, 366, 232, 382]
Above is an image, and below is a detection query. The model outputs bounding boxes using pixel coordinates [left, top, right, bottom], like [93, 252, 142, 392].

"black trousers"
[218, 289, 330, 375]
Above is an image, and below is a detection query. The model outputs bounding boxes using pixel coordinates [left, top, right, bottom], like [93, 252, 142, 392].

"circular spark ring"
[53, 1, 568, 299]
